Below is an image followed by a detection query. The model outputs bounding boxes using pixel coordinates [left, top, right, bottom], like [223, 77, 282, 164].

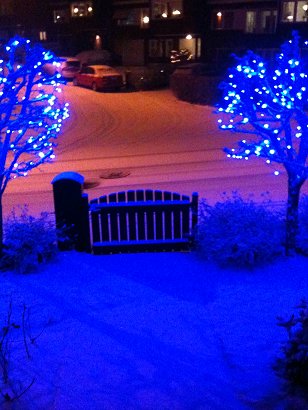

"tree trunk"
[286, 175, 304, 255]
[0, 193, 3, 255]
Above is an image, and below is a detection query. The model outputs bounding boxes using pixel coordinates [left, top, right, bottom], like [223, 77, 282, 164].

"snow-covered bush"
[0, 297, 38, 403]
[196, 194, 284, 267]
[2, 208, 57, 273]
[274, 299, 308, 396]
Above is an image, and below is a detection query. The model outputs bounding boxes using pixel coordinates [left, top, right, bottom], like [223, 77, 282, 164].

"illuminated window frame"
[281, 1, 308, 22]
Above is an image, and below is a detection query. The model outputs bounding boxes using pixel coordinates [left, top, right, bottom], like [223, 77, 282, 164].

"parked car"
[59, 57, 81, 80]
[73, 65, 123, 91]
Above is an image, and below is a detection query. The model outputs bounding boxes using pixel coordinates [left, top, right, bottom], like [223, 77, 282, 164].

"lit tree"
[0, 37, 69, 252]
[216, 32, 308, 254]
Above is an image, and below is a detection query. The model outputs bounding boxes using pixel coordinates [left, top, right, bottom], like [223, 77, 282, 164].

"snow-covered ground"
[6, 87, 307, 219]
[0, 251, 307, 409]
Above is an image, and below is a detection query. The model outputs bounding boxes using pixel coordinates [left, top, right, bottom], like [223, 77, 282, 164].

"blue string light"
[0, 36, 69, 193]
[216, 32, 308, 179]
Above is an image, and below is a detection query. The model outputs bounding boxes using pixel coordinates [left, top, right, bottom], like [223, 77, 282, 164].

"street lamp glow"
[186, 34, 193, 40]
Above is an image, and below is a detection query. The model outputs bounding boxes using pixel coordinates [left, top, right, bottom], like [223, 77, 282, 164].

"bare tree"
[216, 32, 308, 254]
[0, 37, 69, 251]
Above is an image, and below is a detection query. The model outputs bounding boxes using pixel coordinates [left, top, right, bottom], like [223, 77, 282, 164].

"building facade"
[204, 0, 308, 72]
[0, 0, 49, 41]
[111, 0, 205, 66]
[0, 1, 112, 55]
[204, 0, 280, 71]
[43, 0, 113, 55]
[277, 0, 308, 38]
[2, 1, 308, 67]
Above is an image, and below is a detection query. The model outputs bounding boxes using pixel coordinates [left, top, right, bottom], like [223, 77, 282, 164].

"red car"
[73, 65, 123, 91]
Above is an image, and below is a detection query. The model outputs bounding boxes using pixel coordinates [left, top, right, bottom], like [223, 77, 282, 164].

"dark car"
[73, 65, 123, 91]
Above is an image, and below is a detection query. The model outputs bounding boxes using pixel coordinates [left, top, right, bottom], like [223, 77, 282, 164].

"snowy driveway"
[4, 86, 305, 218]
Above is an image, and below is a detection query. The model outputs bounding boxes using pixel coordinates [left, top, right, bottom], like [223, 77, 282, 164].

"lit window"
[282, 1, 295, 21]
[152, 1, 183, 19]
[53, 9, 68, 23]
[245, 11, 257, 33]
[71, 2, 93, 18]
[39, 31, 47, 41]
[244, 9, 277, 34]
[297, 1, 308, 21]
[212, 10, 234, 30]
[113, 8, 149, 27]
[281, 1, 308, 22]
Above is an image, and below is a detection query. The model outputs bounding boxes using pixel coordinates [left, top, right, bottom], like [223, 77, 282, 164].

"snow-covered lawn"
[0, 251, 307, 409]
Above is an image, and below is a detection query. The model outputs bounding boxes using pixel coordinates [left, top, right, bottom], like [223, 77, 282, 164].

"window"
[165, 39, 174, 57]
[179, 37, 198, 59]
[39, 31, 47, 41]
[53, 9, 69, 23]
[113, 8, 149, 27]
[152, 1, 183, 19]
[282, 1, 308, 22]
[148, 38, 173, 58]
[297, 1, 308, 21]
[0, 0, 13, 15]
[245, 10, 277, 33]
[261, 10, 277, 33]
[71, 2, 93, 18]
[245, 11, 257, 33]
[212, 10, 235, 30]
[149, 39, 164, 57]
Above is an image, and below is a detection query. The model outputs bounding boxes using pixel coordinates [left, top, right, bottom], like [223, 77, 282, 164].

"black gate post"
[51, 172, 91, 252]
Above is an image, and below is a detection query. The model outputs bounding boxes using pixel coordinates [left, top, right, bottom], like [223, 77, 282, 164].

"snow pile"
[0, 251, 307, 409]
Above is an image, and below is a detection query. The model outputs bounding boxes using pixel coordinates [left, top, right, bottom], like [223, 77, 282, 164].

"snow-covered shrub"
[196, 194, 284, 267]
[0, 297, 37, 403]
[170, 65, 221, 105]
[274, 299, 308, 396]
[2, 207, 57, 273]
